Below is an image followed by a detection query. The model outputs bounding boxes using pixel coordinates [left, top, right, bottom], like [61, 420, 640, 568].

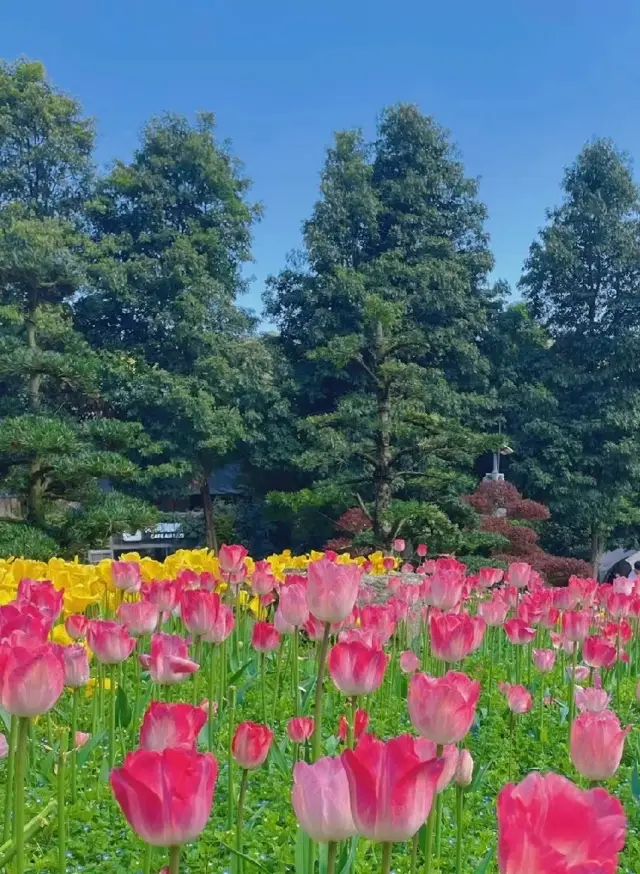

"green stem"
[423, 802, 436, 874]
[130, 645, 142, 750]
[381, 843, 392, 874]
[312, 623, 331, 761]
[347, 695, 356, 749]
[0, 799, 57, 869]
[455, 787, 463, 874]
[568, 645, 578, 731]
[109, 663, 117, 768]
[169, 844, 181, 874]
[14, 716, 30, 874]
[2, 715, 18, 843]
[539, 675, 545, 748]
[142, 843, 152, 874]
[227, 685, 236, 830]
[272, 638, 285, 722]
[515, 643, 522, 686]
[292, 630, 300, 715]
[207, 643, 217, 752]
[236, 769, 250, 874]
[70, 688, 79, 803]
[58, 734, 67, 874]
[193, 636, 203, 705]
[435, 792, 443, 857]
[327, 841, 338, 874]
[260, 653, 267, 724]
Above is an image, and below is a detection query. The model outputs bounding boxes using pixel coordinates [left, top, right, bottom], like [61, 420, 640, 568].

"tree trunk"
[26, 295, 44, 524]
[26, 304, 41, 412]
[590, 527, 603, 578]
[201, 479, 218, 553]
[372, 321, 393, 547]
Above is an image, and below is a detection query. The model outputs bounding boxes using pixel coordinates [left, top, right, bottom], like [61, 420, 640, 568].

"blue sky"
[3, 0, 640, 318]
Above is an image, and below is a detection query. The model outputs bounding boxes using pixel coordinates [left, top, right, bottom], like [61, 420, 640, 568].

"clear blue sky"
[3, 0, 640, 317]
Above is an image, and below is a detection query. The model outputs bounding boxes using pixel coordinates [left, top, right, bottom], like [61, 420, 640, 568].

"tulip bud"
[453, 749, 474, 787]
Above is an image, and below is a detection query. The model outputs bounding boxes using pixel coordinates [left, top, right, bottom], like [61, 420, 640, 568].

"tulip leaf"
[115, 685, 132, 729]
[468, 760, 491, 794]
[631, 761, 640, 802]
[295, 826, 311, 874]
[301, 677, 317, 715]
[99, 755, 110, 783]
[337, 836, 359, 874]
[473, 845, 495, 874]
[77, 730, 106, 769]
[0, 707, 11, 732]
[229, 659, 254, 687]
[268, 738, 290, 778]
[318, 841, 328, 874]
[219, 841, 270, 872]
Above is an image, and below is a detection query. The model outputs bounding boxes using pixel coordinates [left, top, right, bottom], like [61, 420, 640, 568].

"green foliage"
[0, 521, 58, 560]
[266, 105, 499, 547]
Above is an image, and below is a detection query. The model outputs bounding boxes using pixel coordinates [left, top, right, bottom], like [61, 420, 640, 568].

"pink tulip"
[0, 641, 65, 716]
[16, 578, 64, 621]
[139, 701, 207, 752]
[415, 739, 459, 793]
[180, 590, 221, 637]
[393, 538, 405, 553]
[117, 601, 160, 637]
[606, 591, 632, 620]
[497, 771, 626, 873]
[88, 620, 136, 665]
[341, 733, 444, 842]
[503, 618, 536, 646]
[62, 644, 90, 688]
[469, 616, 487, 653]
[499, 683, 533, 714]
[232, 721, 273, 769]
[303, 614, 326, 641]
[65, 614, 88, 641]
[478, 596, 509, 627]
[0, 603, 52, 643]
[507, 562, 532, 589]
[292, 757, 357, 842]
[339, 627, 383, 649]
[274, 609, 295, 635]
[570, 710, 631, 781]
[408, 671, 480, 745]
[338, 709, 369, 743]
[111, 561, 142, 593]
[399, 650, 420, 674]
[613, 575, 634, 595]
[279, 584, 309, 628]
[561, 610, 591, 642]
[141, 580, 178, 615]
[306, 558, 361, 624]
[0, 733, 8, 758]
[426, 568, 465, 611]
[251, 621, 280, 653]
[251, 562, 276, 596]
[430, 612, 475, 663]
[575, 686, 611, 713]
[477, 567, 504, 588]
[358, 605, 396, 645]
[218, 544, 249, 578]
[453, 749, 474, 787]
[73, 731, 90, 748]
[141, 633, 199, 685]
[110, 747, 217, 846]
[288, 717, 315, 744]
[416, 544, 428, 557]
[328, 642, 388, 696]
[582, 635, 617, 669]
[532, 648, 556, 673]
[201, 603, 235, 644]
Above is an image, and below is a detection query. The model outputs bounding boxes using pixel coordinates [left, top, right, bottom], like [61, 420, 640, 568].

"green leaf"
[295, 827, 311, 874]
[474, 845, 495, 874]
[301, 677, 317, 715]
[218, 841, 270, 873]
[115, 685, 132, 729]
[318, 841, 328, 874]
[77, 730, 106, 769]
[337, 837, 359, 874]
[229, 659, 254, 687]
[468, 760, 491, 794]
[268, 739, 290, 778]
[631, 761, 640, 802]
[0, 707, 11, 732]
[99, 755, 110, 783]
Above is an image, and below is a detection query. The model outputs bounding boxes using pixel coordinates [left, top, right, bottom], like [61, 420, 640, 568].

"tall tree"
[266, 105, 501, 546]
[518, 139, 640, 566]
[0, 60, 156, 558]
[77, 113, 272, 550]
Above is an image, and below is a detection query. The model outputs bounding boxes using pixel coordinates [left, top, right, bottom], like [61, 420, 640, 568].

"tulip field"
[1, 548, 640, 874]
